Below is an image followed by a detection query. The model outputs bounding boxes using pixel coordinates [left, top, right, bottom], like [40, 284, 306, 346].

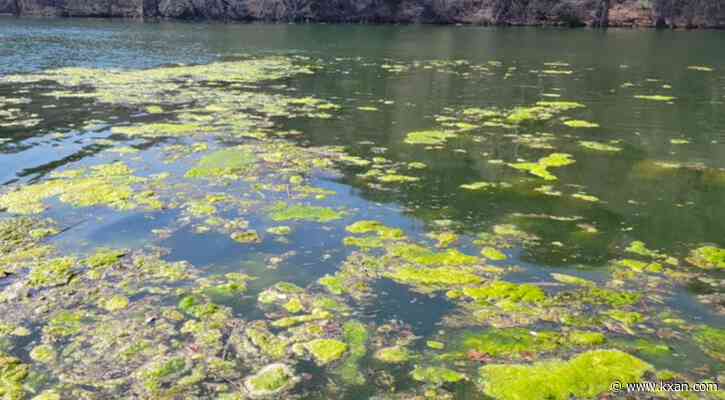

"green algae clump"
[585, 287, 641, 307]
[377, 174, 420, 184]
[404, 130, 457, 145]
[337, 321, 369, 385]
[386, 266, 483, 291]
[230, 230, 262, 244]
[568, 331, 606, 346]
[460, 328, 561, 358]
[0, 163, 160, 215]
[550, 273, 593, 287]
[458, 282, 546, 304]
[687, 246, 725, 270]
[266, 226, 292, 236]
[86, 248, 125, 270]
[185, 147, 257, 179]
[244, 363, 297, 397]
[478, 350, 651, 400]
[112, 122, 202, 138]
[28, 257, 75, 288]
[509, 153, 574, 181]
[481, 247, 507, 261]
[0, 353, 29, 400]
[411, 366, 466, 385]
[634, 95, 675, 102]
[138, 357, 189, 395]
[29, 345, 56, 364]
[579, 141, 622, 152]
[346, 220, 405, 239]
[693, 326, 725, 361]
[388, 243, 478, 266]
[246, 325, 289, 360]
[318, 275, 345, 295]
[535, 101, 585, 111]
[99, 295, 130, 312]
[43, 311, 84, 338]
[268, 203, 344, 223]
[305, 339, 348, 365]
[374, 346, 410, 364]
[688, 65, 714, 72]
[563, 120, 599, 128]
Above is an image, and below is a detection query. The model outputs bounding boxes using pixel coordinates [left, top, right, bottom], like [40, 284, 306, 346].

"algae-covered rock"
[478, 350, 651, 400]
[374, 346, 410, 364]
[244, 363, 297, 398]
[304, 339, 348, 365]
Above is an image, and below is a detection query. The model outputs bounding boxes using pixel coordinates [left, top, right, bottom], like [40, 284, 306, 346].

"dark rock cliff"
[2, 0, 724, 28]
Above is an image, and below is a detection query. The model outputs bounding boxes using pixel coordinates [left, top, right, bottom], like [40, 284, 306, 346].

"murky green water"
[1, 17, 724, 400]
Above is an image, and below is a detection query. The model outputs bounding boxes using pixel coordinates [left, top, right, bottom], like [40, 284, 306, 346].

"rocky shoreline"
[1, 0, 724, 28]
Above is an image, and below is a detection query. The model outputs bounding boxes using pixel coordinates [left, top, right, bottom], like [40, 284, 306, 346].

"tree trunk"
[592, 0, 609, 27]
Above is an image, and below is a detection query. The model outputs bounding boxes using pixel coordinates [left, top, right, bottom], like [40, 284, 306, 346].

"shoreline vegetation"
[1, 0, 725, 29]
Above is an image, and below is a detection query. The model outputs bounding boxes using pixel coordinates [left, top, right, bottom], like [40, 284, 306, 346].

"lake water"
[0, 17, 723, 399]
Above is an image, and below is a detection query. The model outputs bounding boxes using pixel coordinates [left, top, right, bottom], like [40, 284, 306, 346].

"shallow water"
[0, 17, 724, 399]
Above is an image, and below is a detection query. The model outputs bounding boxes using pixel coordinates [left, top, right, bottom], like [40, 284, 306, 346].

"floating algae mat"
[0, 21, 724, 400]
